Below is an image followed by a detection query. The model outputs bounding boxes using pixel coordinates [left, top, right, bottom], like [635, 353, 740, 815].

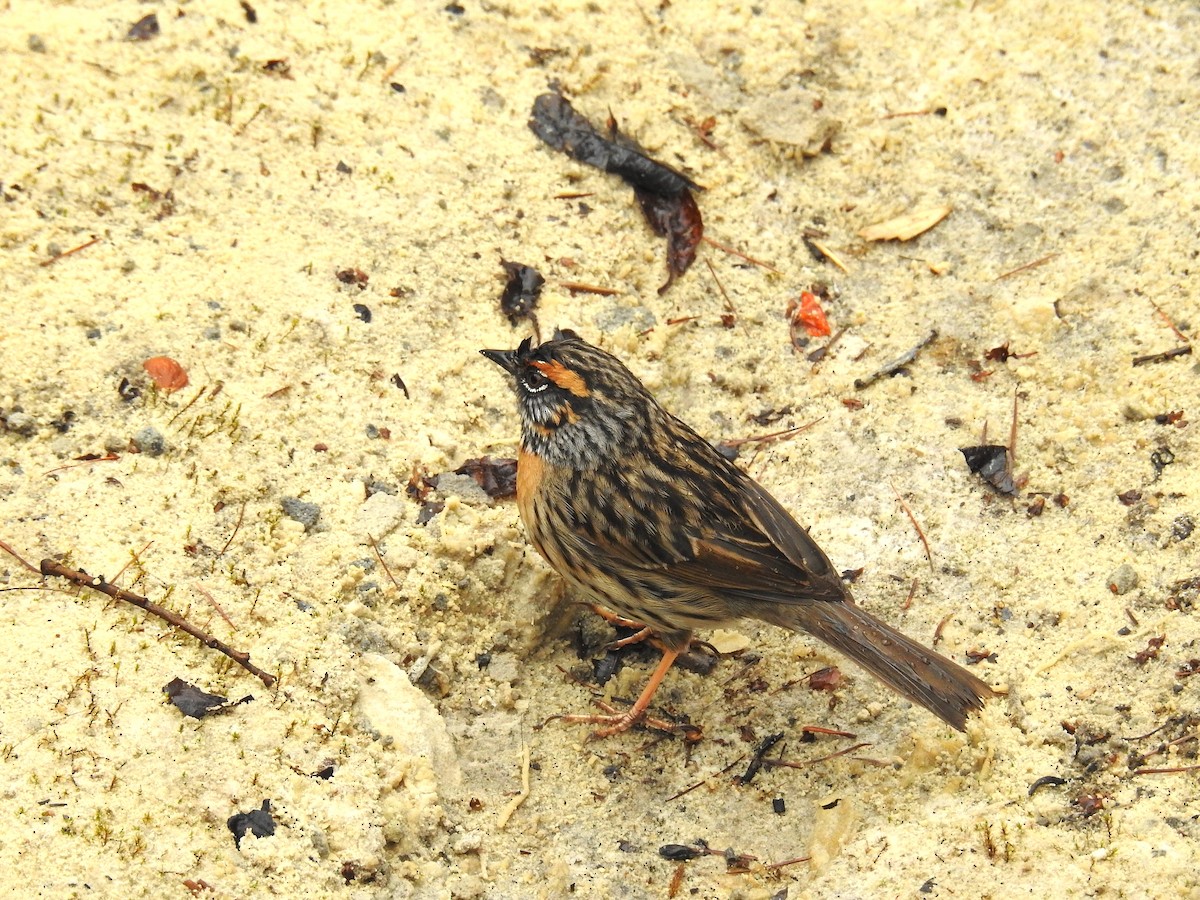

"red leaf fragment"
[787, 291, 832, 338]
[808, 666, 842, 692]
[1131, 635, 1165, 666]
[143, 356, 189, 393]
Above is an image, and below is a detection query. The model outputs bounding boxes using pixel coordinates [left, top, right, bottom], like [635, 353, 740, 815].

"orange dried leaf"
[143, 356, 189, 392]
[787, 291, 832, 337]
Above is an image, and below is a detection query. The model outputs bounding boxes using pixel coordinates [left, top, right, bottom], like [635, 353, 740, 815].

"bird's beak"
[480, 348, 519, 374]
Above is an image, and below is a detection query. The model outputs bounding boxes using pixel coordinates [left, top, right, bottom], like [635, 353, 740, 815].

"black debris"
[228, 800, 276, 849]
[529, 93, 699, 197]
[659, 844, 704, 862]
[499, 260, 544, 337]
[164, 678, 228, 719]
[960, 445, 1017, 496]
[1028, 775, 1067, 797]
[126, 13, 159, 41]
[529, 93, 704, 291]
[454, 456, 518, 500]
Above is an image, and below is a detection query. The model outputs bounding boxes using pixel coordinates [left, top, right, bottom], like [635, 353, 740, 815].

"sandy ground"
[2, 0, 1198, 897]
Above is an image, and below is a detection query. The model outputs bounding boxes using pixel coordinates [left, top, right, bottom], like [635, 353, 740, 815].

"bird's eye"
[522, 368, 550, 393]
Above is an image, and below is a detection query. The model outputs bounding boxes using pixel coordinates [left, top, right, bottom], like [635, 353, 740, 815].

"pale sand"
[1, 1, 1197, 897]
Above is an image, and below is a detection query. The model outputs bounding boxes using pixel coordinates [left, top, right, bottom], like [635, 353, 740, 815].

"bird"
[481, 329, 994, 737]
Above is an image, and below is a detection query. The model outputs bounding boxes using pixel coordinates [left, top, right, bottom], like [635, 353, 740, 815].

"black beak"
[480, 348, 519, 374]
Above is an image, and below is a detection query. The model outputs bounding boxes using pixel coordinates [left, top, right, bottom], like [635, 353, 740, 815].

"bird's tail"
[778, 600, 994, 731]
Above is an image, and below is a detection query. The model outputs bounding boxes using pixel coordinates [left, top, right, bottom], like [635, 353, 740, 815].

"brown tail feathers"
[783, 600, 994, 731]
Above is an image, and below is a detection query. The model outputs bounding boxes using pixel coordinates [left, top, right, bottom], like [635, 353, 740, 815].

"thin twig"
[703, 258, 746, 336]
[762, 742, 872, 769]
[1133, 765, 1200, 775]
[854, 330, 938, 390]
[559, 281, 621, 296]
[217, 501, 247, 558]
[1132, 345, 1192, 366]
[111, 540, 154, 588]
[40, 558, 276, 687]
[721, 419, 822, 450]
[368, 534, 402, 593]
[932, 612, 953, 646]
[880, 108, 936, 119]
[891, 481, 933, 569]
[701, 237, 780, 272]
[1009, 386, 1020, 465]
[194, 584, 236, 630]
[765, 855, 812, 870]
[801, 725, 857, 738]
[39, 237, 101, 267]
[995, 253, 1058, 280]
[43, 454, 121, 476]
[0, 540, 41, 573]
[1148, 298, 1190, 343]
[665, 753, 748, 802]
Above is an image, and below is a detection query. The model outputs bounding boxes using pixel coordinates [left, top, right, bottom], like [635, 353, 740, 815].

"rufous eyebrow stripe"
[531, 360, 589, 397]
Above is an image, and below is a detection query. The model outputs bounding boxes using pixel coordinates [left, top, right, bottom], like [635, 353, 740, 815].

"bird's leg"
[561, 647, 681, 738]
[588, 604, 648, 631]
[587, 604, 660, 651]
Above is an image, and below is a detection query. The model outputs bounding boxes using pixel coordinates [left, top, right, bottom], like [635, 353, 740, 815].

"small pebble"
[3, 411, 37, 436]
[132, 426, 166, 456]
[281, 496, 321, 531]
[1107, 564, 1138, 595]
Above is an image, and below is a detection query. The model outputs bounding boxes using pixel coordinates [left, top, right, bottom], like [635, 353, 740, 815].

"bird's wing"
[585, 470, 848, 604]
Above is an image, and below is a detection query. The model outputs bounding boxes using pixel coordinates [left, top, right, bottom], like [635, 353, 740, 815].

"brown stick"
[995, 253, 1058, 280]
[701, 236, 780, 272]
[891, 481, 933, 569]
[559, 281, 621, 296]
[762, 742, 873, 768]
[1133, 765, 1200, 775]
[39, 237, 101, 267]
[368, 534, 402, 593]
[40, 558, 276, 687]
[0, 539, 41, 573]
[1132, 345, 1192, 366]
[721, 419, 823, 449]
[217, 501, 247, 558]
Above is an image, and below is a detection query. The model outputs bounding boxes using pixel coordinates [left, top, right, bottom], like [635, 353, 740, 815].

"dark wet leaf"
[228, 800, 276, 849]
[498, 260, 544, 330]
[960, 445, 1016, 495]
[529, 92, 704, 292]
[164, 678, 229, 719]
[1027, 775, 1067, 797]
[416, 500, 444, 525]
[126, 13, 159, 41]
[659, 844, 704, 861]
[454, 456, 518, 499]
[634, 186, 703, 293]
[529, 93, 699, 196]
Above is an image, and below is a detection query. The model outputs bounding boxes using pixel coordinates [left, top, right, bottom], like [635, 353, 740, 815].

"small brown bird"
[482, 330, 994, 736]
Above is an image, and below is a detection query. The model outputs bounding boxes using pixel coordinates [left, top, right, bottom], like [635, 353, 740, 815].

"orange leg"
[561, 648, 680, 738]
[588, 603, 648, 631]
[587, 604, 662, 651]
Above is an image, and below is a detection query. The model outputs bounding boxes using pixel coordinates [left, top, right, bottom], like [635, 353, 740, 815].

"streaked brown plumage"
[482, 330, 994, 736]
